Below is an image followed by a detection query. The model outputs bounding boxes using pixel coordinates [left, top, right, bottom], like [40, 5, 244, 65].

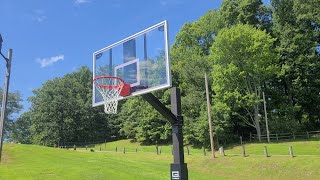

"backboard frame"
[92, 20, 171, 107]
[114, 58, 140, 87]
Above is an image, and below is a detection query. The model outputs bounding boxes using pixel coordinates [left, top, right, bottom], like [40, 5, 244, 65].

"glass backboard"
[92, 20, 171, 107]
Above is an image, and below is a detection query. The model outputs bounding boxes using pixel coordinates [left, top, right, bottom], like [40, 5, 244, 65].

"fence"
[54, 142, 319, 158]
[246, 130, 320, 143]
[54, 141, 106, 149]
[52, 130, 320, 158]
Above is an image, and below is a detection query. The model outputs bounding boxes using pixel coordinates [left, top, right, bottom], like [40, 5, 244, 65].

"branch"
[244, 107, 256, 127]
[236, 113, 256, 128]
[245, 77, 253, 94]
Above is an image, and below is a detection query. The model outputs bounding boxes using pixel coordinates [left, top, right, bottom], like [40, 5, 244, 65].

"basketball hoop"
[93, 76, 130, 114]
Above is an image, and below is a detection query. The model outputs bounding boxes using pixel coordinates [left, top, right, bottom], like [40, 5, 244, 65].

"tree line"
[8, 0, 320, 147]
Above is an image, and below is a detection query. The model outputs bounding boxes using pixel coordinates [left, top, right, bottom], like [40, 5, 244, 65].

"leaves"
[0, 90, 23, 139]
[29, 67, 116, 145]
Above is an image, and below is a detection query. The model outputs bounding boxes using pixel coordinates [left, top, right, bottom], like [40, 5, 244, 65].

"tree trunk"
[254, 105, 261, 142]
[284, 78, 296, 122]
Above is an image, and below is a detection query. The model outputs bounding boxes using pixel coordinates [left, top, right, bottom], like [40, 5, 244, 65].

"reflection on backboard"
[92, 20, 171, 107]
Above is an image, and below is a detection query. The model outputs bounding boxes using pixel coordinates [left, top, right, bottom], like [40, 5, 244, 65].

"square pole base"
[170, 163, 188, 180]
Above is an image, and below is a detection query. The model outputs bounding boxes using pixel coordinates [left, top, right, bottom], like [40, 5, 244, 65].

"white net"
[94, 77, 124, 114]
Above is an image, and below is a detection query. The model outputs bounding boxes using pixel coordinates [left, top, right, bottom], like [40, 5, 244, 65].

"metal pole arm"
[0, 52, 8, 62]
[142, 93, 176, 124]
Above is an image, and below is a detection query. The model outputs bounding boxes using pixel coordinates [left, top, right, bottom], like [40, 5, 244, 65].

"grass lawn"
[0, 140, 319, 179]
[224, 140, 320, 156]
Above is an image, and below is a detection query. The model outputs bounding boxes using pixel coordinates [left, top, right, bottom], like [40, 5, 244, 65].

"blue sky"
[0, 0, 269, 113]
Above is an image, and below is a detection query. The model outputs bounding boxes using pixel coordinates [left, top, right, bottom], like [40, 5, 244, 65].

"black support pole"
[170, 87, 188, 180]
[142, 87, 188, 180]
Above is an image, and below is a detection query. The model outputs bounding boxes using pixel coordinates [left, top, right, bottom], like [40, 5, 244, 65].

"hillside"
[0, 140, 319, 179]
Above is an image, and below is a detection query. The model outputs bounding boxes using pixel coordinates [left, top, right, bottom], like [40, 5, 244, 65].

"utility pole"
[205, 73, 215, 158]
[263, 92, 270, 143]
[0, 33, 13, 163]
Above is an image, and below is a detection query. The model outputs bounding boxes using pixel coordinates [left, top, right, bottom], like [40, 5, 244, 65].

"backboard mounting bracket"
[142, 93, 176, 124]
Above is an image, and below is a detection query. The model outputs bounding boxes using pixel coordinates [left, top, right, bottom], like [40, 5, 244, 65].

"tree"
[210, 24, 277, 141]
[111, 51, 173, 144]
[118, 90, 172, 144]
[170, 1, 272, 145]
[29, 67, 117, 146]
[170, 10, 225, 146]
[11, 111, 31, 144]
[119, 0, 319, 146]
[271, 0, 320, 130]
[220, 0, 271, 30]
[0, 90, 23, 139]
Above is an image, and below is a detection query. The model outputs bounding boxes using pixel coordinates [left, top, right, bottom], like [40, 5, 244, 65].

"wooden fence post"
[276, 133, 279, 141]
[306, 131, 309, 139]
[156, 144, 159, 155]
[123, 147, 126, 154]
[240, 136, 243, 145]
[74, 145, 76, 151]
[115, 146, 117, 152]
[135, 148, 138, 152]
[187, 146, 190, 155]
[219, 146, 225, 156]
[242, 146, 246, 157]
[264, 146, 268, 157]
[203, 146, 206, 156]
[289, 146, 294, 158]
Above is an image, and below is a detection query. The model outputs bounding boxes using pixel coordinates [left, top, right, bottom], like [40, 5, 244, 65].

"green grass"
[92, 139, 174, 153]
[0, 140, 319, 179]
[224, 140, 320, 156]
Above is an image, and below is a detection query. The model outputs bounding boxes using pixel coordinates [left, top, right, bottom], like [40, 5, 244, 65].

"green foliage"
[220, 0, 271, 30]
[118, 94, 171, 145]
[115, 50, 172, 145]
[0, 89, 23, 139]
[210, 24, 277, 140]
[210, 24, 277, 97]
[10, 111, 32, 144]
[271, 0, 320, 130]
[170, 0, 275, 145]
[171, 10, 224, 146]
[170, 0, 319, 146]
[29, 67, 117, 146]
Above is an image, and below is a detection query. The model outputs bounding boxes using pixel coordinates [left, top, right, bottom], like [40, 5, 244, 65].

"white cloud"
[160, 1, 168, 6]
[112, 3, 121, 8]
[31, 9, 47, 22]
[74, 0, 91, 5]
[33, 15, 47, 22]
[36, 55, 64, 68]
[34, 9, 45, 14]
[160, 0, 183, 6]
